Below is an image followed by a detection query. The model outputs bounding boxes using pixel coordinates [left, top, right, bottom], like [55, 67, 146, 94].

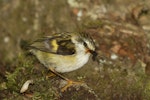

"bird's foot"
[61, 80, 84, 92]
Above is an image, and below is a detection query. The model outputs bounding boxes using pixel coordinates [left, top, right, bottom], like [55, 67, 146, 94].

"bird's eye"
[83, 42, 88, 47]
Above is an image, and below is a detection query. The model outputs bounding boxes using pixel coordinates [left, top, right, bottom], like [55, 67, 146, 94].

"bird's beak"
[86, 49, 98, 61]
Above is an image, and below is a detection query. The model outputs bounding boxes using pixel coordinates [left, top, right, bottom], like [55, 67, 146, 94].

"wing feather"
[29, 33, 76, 55]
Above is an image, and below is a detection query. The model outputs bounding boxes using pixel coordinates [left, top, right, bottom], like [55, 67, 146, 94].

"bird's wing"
[29, 33, 76, 55]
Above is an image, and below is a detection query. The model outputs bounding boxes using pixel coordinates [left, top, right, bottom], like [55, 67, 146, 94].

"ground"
[0, 0, 150, 100]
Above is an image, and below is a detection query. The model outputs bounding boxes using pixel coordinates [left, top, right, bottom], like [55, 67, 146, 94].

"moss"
[5, 54, 34, 92]
[144, 79, 150, 99]
[4, 53, 59, 99]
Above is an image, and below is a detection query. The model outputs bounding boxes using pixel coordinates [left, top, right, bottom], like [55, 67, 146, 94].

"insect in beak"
[90, 50, 98, 61]
[86, 49, 98, 61]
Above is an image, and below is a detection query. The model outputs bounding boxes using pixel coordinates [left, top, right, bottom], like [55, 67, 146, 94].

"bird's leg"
[46, 72, 56, 79]
[49, 68, 84, 92]
[49, 68, 69, 80]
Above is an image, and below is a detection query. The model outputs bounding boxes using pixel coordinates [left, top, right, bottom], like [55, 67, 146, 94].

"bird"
[21, 32, 97, 91]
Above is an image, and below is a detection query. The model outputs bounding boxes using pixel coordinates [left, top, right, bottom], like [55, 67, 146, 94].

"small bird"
[21, 32, 97, 91]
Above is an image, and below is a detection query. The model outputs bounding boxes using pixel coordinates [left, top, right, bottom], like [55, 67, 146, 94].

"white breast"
[55, 42, 91, 73]
[55, 53, 90, 73]
[75, 53, 90, 70]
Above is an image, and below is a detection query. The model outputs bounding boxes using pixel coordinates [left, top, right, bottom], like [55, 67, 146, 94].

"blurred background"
[0, 0, 150, 99]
